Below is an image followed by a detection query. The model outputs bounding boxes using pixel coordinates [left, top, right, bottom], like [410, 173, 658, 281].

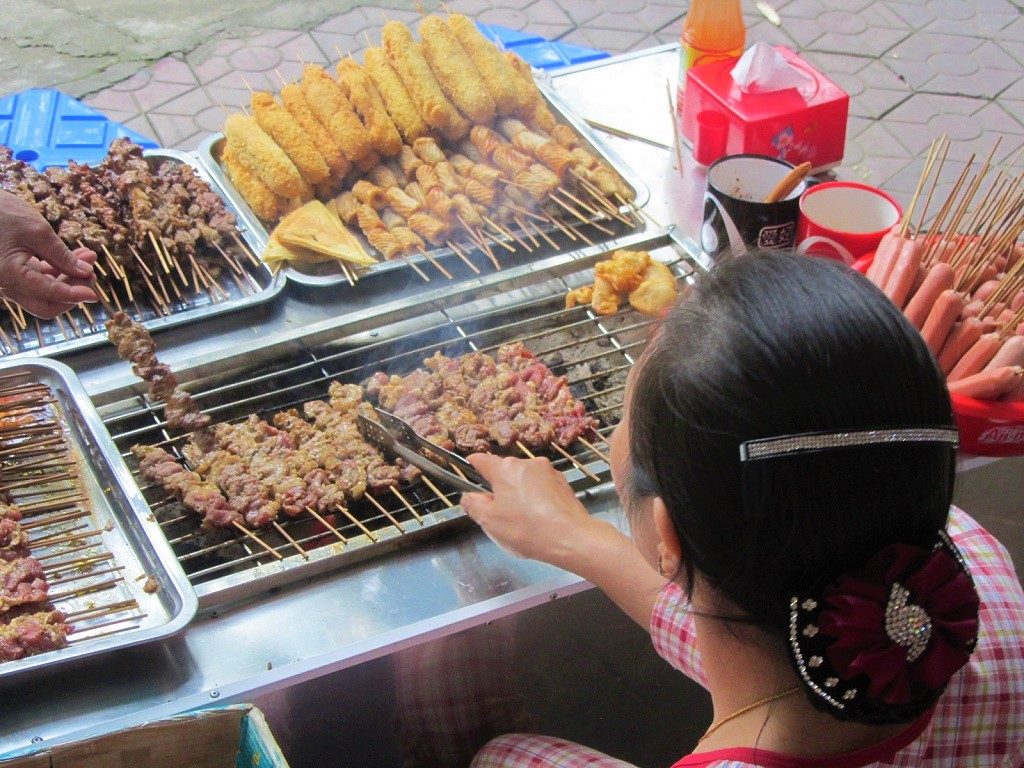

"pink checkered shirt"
[471, 508, 1024, 768]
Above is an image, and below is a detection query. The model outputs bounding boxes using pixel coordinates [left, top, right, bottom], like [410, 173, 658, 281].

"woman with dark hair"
[463, 252, 1024, 767]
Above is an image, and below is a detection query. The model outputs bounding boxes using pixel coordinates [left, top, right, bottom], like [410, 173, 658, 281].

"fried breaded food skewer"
[418, 16, 496, 126]
[363, 47, 429, 143]
[280, 82, 351, 181]
[503, 51, 540, 117]
[221, 143, 286, 222]
[382, 22, 470, 141]
[251, 91, 330, 186]
[446, 13, 517, 116]
[336, 59, 403, 157]
[301, 65, 373, 163]
[224, 113, 310, 199]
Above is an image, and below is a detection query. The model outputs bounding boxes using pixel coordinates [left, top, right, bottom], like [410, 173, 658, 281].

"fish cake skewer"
[446, 13, 517, 116]
[280, 83, 351, 181]
[418, 16, 496, 126]
[251, 91, 330, 186]
[224, 113, 310, 199]
[301, 65, 373, 163]
[336, 59, 403, 157]
[221, 143, 286, 222]
[382, 21, 470, 141]
[363, 47, 429, 143]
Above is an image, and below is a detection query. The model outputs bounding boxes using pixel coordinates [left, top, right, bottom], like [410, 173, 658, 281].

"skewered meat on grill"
[106, 312, 211, 431]
[364, 342, 597, 453]
[132, 444, 242, 530]
[0, 557, 48, 612]
[0, 506, 29, 562]
[0, 610, 71, 662]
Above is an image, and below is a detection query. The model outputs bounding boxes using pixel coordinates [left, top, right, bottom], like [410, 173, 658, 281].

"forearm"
[563, 516, 665, 629]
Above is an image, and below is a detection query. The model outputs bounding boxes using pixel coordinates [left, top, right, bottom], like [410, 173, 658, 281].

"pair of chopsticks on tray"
[357, 407, 490, 493]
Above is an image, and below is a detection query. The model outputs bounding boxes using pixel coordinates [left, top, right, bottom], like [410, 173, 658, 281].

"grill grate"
[99, 239, 697, 605]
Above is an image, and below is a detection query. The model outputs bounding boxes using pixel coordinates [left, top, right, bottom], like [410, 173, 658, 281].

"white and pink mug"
[796, 182, 902, 265]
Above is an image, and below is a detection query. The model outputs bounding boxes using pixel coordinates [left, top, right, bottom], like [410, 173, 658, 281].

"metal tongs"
[356, 406, 491, 494]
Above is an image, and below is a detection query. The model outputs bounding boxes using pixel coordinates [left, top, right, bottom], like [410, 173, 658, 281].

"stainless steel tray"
[0, 150, 285, 361]
[91, 229, 698, 608]
[0, 358, 197, 681]
[197, 81, 651, 289]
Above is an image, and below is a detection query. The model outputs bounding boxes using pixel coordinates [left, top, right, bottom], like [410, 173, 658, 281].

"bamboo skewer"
[389, 486, 424, 524]
[337, 506, 378, 542]
[306, 506, 348, 545]
[419, 475, 454, 508]
[445, 240, 480, 273]
[402, 255, 431, 282]
[515, 441, 536, 458]
[273, 521, 309, 559]
[417, 247, 453, 279]
[577, 436, 611, 464]
[232, 521, 283, 560]
[64, 598, 138, 621]
[366, 493, 406, 533]
[67, 615, 144, 637]
[551, 443, 601, 482]
[48, 577, 121, 602]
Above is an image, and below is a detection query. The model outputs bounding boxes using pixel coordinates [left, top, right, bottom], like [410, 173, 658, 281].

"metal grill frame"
[92, 231, 703, 608]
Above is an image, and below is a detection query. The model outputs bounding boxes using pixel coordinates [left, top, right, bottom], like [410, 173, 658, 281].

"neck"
[691, 611, 907, 756]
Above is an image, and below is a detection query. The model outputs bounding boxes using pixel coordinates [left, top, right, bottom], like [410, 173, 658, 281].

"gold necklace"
[697, 686, 801, 744]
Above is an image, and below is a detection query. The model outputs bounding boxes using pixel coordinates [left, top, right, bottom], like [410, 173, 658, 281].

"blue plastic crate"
[0, 88, 158, 171]
[475, 23, 609, 70]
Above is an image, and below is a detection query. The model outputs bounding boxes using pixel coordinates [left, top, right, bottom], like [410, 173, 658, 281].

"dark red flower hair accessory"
[787, 531, 980, 724]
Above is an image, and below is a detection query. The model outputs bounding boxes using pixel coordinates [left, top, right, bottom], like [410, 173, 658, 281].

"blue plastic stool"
[0, 88, 158, 171]
[476, 23, 609, 70]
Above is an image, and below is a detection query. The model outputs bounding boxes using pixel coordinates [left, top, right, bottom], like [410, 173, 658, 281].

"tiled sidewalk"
[78, 0, 1024, 210]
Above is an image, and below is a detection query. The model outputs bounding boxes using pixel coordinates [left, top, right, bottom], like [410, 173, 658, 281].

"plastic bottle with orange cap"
[676, 0, 746, 112]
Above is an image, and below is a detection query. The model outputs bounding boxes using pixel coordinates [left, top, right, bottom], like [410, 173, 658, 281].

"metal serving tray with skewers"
[196, 81, 651, 289]
[0, 358, 196, 681]
[0, 150, 285, 362]
[91, 229, 700, 609]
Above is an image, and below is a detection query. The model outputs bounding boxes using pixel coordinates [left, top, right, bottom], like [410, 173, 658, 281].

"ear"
[652, 497, 682, 577]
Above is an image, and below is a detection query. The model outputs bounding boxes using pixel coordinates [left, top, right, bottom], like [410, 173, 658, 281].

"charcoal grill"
[93, 231, 702, 608]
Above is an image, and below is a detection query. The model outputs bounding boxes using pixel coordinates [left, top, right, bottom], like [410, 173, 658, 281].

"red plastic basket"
[853, 253, 1024, 457]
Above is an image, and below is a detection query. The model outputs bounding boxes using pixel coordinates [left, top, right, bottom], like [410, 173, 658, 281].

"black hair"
[627, 251, 957, 720]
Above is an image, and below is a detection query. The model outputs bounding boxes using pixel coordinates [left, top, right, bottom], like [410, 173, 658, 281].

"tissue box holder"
[680, 46, 849, 171]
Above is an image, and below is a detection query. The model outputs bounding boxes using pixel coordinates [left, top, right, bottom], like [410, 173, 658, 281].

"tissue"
[731, 42, 815, 95]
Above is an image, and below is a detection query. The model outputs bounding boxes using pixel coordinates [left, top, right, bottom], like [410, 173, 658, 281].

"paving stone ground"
[55, 0, 1023, 210]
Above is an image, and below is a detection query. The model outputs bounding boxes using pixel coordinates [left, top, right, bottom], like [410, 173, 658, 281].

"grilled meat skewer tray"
[0, 358, 196, 682]
[0, 150, 284, 362]
[92, 230, 699, 609]
[197, 82, 651, 289]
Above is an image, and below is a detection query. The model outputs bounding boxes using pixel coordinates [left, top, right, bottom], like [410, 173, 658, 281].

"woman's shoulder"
[947, 506, 1023, 606]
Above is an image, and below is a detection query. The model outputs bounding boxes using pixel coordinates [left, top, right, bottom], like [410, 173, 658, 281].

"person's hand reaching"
[0, 190, 97, 319]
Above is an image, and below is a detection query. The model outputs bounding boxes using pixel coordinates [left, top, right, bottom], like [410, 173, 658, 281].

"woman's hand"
[461, 453, 600, 570]
[0, 190, 97, 318]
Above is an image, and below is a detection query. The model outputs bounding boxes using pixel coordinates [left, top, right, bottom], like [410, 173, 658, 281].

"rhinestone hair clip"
[739, 428, 959, 462]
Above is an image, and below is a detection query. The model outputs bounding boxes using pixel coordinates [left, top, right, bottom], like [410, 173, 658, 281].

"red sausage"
[947, 365, 1023, 400]
[997, 308, 1016, 326]
[972, 279, 1003, 303]
[974, 265, 998, 286]
[983, 336, 1024, 371]
[884, 240, 924, 309]
[867, 226, 903, 286]
[937, 318, 984, 375]
[904, 263, 955, 329]
[1009, 242, 1024, 270]
[919, 289, 964, 355]
[1003, 374, 1024, 401]
[1011, 290, 1024, 313]
[949, 333, 1003, 382]
[962, 299, 984, 318]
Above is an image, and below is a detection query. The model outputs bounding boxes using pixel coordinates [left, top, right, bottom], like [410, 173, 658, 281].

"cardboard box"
[680, 46, 849, 171]
[0, 705, 288, 768]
